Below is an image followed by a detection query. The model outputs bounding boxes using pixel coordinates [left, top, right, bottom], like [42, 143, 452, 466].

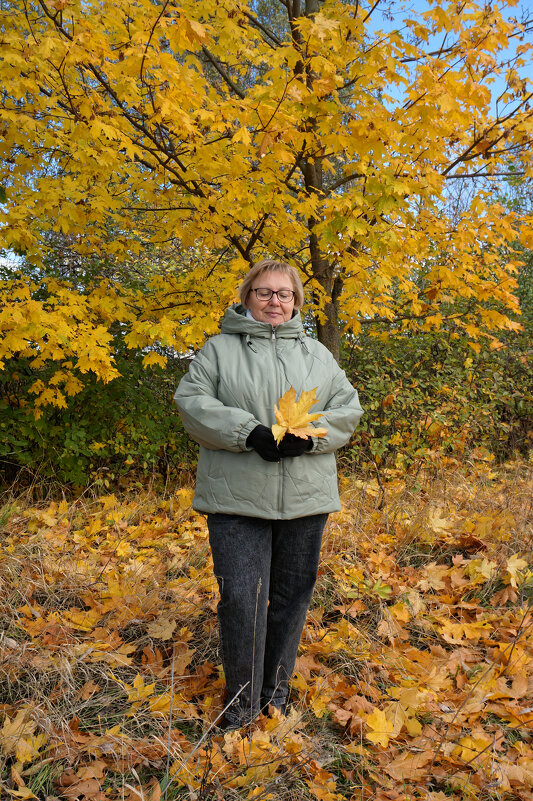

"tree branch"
[362, 0, 382, 25]
[442, 96, 533, 176]
[244, 213, 270, 258]
[243, 10, 282, 47]
[325, 171, 365, 194]
[140, 0, 170, 86]
[201, 47, 246, 99]
[444, 171, 527, 180]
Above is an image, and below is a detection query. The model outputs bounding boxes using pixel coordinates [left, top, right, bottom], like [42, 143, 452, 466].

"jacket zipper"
[271, 326, 283, 515]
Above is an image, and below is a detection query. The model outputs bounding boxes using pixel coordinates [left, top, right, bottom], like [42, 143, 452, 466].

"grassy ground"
[0, 457, 532, 801]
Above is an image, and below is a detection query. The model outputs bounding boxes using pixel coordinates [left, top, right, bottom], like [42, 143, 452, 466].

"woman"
[174, 259, 363, 729]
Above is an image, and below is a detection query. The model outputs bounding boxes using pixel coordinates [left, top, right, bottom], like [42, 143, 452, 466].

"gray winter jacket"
[173, 305, 363, 519]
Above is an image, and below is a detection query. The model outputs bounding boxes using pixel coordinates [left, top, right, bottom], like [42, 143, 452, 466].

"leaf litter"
[0, 461, 531, 800]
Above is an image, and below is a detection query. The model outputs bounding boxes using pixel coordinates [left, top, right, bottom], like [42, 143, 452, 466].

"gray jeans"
[207, 512, 328, 727]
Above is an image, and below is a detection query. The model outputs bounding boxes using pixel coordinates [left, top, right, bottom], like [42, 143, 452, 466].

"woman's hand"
[278, 433, 313, 458]
[246, 425, 281, 462]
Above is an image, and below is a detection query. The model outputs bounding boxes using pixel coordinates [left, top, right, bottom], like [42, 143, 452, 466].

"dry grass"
[0, 457, 531, 800]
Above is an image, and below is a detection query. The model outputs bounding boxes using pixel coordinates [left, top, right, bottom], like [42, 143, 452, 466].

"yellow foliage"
[0, 0, 529, 397]
[146, 618, 177, 641]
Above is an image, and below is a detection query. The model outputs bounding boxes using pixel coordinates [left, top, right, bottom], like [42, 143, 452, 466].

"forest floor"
[0, 456, 532, 801]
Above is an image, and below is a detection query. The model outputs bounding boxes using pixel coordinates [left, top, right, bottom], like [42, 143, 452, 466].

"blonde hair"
[239, 259, 304, 309]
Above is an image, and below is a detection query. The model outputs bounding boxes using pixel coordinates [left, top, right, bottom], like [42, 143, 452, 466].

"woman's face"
[246, 270, 294, 325]
[246, 270, 296, 326]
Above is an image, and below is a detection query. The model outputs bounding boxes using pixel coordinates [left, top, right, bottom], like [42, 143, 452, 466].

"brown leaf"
[41, 623, 76, 647]
[75, 681, 101, 702]
[332, 707, 352, 726]
[383, 749, 433, 782]
[77, 761, 106, 781]
[141, 645, 165, 674]
[257, 132, 273, 157]
[294, 654, 326, 680]
[58, 769, 79, 787]
[491, 586, 518, 605]
[66, 717, 92, 745]
[475, 138, 492, 153]
[59, 779, 103, 800]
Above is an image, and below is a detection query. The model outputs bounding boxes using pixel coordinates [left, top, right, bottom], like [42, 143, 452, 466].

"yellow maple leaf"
[114, 673, 155, 713]
[5, 789, 38, 800]
[389, 601, 410, 623]
[304, 763, 342, 801]
[175, 487, 194, 512]
[453, 733, 492, 765]
[272, 387, 328, 445]
[8, 764, 38, 800]
[365, 708, 396, 748]
[0, 710, 36, 758]
[15, 733, 48, 765]
[504, 554, 528, 588]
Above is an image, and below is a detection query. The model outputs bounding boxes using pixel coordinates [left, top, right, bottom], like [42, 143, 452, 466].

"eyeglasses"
[250, 288, 295, 302]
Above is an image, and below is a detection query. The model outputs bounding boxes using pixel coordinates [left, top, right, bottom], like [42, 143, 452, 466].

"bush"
[343, 301, 532, 470]
[0, 351, 193, 487]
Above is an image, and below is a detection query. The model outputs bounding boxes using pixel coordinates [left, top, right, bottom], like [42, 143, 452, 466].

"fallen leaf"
[1, 709, 36, 758]
[9, 765, 37, 799]
[365, 708, 396, 748]
[146, 617, 176, 640]
[75, 681, 101, 702]
[59, 778, 103, 800]
[383, 749, 433, 781]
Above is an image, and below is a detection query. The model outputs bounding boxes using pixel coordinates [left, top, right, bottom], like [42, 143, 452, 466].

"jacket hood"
[220, 304, 305, 339]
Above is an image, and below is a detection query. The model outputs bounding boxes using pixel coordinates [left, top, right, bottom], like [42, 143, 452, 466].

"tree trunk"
[315, 298, 341, 361]
[291, 0, 341, 361]
[308, 217, 342, 361]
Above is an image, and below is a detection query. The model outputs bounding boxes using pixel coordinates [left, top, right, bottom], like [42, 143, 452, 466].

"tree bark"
[315, 298, 341, 361]
[289, 0, 341, 360]
[301, 151, 341, 360]
[312, 261, 342, 362]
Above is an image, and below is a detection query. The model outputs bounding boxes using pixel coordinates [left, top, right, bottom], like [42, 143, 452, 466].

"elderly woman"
[174, 259, 363, 729]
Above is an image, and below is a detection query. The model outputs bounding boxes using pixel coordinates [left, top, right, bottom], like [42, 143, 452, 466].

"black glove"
[278, 433, 313, 458]
[246, 425, 281, 462]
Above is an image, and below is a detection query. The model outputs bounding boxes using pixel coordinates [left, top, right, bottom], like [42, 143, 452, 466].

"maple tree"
[0, 0, 531, 411]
